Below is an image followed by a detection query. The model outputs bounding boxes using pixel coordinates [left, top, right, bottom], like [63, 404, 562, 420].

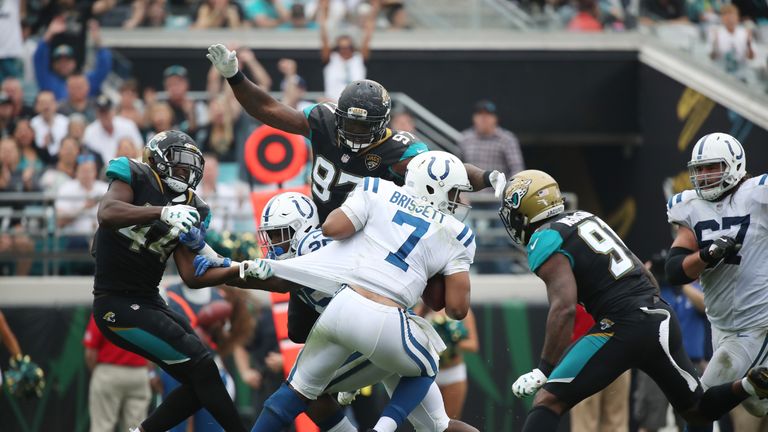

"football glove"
[699, 235, 741, 264]
[512, 368, 547, 398]
[239, 259, 274, 280]
[5, 354, 45, 399]
[206, 44, 239, 79]
[160, 205, 199, 233]
[489, 170, 507, 199]
[337, 389, 360, 406]
[193, 254, 232, 277]
[180, 225, 207, 252]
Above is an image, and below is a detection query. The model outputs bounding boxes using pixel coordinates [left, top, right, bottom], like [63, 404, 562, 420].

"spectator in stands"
[390, 108, 416, 132]
[1, 78, 33, 120]
[34, 17, 113, 101]
[0, 93, 15, 138]
[14, 119, 44, 179]
[708, 4, 754, 74]
[31, 91, 69, 161]
[460, 99, 524, 180]
[569, 0, 604, 31]
[276, 58, 312, 110]
[279, 3, 317, 29]
[163, 65, 202, 134]
[242, 0, 283, 28]
[194, 0, 243, 28]
[569, 304, 631, 432]
[0, 137, 36, 275]
[124, 0, 168, 29]
[196, 99, 236, 162]
[639, 0, 688, 23]
[144, 101, 176, 142]
[196, 153, 241, 232]
[66, 113, 87, 143]
[55, 154, 107, 270]
[320, 0, 378, 100]
[384, 2, 412, 30]
[40, 136, 79, 195]
[83, 314, 151, 432]
[57, 74, 97, 123]
[83, 95, 143, 164]
[116, 137, 140, 161]
[0, 0, 24, 82]
[117, 79, 145, 129]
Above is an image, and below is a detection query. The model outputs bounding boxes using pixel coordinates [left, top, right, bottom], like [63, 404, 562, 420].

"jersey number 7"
[385, 210, 430, 272]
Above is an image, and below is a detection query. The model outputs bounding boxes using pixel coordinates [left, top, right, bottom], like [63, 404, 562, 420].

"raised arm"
[359, 0, 379, 61]
[206, 44, 310, 137]
[318, 0, 331, 64]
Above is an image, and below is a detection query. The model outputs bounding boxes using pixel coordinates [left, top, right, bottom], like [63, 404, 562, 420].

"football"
[422, 275, 446, 311]
[197, 300, 233, 328]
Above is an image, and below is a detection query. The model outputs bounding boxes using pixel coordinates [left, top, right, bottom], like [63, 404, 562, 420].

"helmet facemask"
[499, 200, 529, 245]
[154, 145, 204, 194]
[257, 225, 296, 260]
[688, 159, 731, 201]
[445, 187, 472, 221]
[335, 107, 388, 152]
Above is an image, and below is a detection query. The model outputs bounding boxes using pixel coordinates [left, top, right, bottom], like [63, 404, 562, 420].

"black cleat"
[747, 366, 768, 399]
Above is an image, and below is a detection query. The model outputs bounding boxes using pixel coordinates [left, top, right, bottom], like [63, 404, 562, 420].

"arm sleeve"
[666, 192, 690, 227]
[752, 174, 768, 204]
[87, 48, 113, 97]
[340, 180, 371, 231]
[33, 40, 53, 91]
[443, 236, 475, 275]
[527, 229, 573, 273]
[105, 157, 132, 185]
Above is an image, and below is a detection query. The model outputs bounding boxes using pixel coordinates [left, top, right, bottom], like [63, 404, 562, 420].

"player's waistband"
[341, 285, 406, 312]
[93, 288, 162, 301]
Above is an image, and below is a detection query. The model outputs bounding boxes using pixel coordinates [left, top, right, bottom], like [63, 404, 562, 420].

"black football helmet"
[335, 79, 391, 152]
[143, 130, 204, 194]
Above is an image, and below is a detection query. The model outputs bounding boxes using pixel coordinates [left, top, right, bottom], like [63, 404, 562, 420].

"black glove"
[699, 236, 741, 264]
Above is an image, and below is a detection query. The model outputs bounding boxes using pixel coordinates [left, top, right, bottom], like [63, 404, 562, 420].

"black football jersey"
[304, 102, 429, 222]
[526, 211, 657, 319]
[92, 157, 210, 296]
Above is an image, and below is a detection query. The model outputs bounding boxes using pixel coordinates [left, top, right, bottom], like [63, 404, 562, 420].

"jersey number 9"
[578, 220, 634, 279]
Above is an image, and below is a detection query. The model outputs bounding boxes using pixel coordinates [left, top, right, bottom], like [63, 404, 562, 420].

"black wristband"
[226, 70, 245, 86]
[537, 359, 555, 377]
[483, 170, 493, 188]
[698, 246, 716, 264]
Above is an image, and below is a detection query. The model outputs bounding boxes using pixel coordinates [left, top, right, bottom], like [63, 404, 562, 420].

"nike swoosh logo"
[530, 238, 539, 250]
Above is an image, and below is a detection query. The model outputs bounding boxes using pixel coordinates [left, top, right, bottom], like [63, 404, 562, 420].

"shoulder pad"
[454, 223, 475, 248]
[527, 229, 569, 273]
[362, 176, 383, 193]
[666, 189, 697, 211]
[105, 157, 132, 184]
[666, 189, 697, 226]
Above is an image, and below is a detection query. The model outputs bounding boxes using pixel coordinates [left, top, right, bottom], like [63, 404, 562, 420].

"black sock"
[522, 406, 561, 432]
[189, 357, 248, 432]
[697, 382, 747, 421]
[142, 384, 202, 432]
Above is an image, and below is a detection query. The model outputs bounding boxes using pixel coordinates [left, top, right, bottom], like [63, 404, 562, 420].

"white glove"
[337, 389, 360, 406]
[160, 205, 200, 233]
[206, 44, 239, 79]
[489, 170, 507, 199]
[512, 368, 547, 398]
[239, 259, 274, 280]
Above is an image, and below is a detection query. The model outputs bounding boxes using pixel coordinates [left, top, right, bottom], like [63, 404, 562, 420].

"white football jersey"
[294, 228, 334, 313]
[268, 177, 476, 309]
[667, 175, 768, 332]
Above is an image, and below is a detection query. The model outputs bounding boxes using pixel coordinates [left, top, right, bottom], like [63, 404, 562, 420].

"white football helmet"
[404, 151, 472, 220]
[258, 192, 319, 260]
[688, 133, 746, 201]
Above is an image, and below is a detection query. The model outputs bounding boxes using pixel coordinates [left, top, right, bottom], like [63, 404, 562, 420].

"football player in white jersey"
[218, 189, 477, 432]
[666, 132, 768, 418]
[237, 151, 475, 432]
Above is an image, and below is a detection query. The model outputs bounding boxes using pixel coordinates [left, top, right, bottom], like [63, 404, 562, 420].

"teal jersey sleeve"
[527, 229, 573, 273]
[302, 103, 319, 119]
[105, 157, 132, 184]
[202, 212, 212, 229]
[399, 141, 429, 161]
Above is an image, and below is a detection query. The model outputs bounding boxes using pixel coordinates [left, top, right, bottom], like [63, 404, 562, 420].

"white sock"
[327, 417, 356, 432]
[743, 377, 757, 397]
[373, 416, 398, 432]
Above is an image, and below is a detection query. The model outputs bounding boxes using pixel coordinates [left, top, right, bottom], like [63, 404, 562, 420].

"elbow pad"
[665, 247, 696, 285]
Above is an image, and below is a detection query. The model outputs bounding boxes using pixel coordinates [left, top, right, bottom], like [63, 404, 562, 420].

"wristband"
[537, 359, 555, 377]
[227, 70, 245, 86]
[482, 170, 493, 188]
[699, 247, 716, 264]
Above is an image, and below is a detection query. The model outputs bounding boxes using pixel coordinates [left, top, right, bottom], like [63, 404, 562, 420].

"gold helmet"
[499, 170, 565, 245]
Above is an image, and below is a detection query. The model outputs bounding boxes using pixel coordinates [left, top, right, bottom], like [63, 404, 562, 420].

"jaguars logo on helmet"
[499, 170, 565, 245]
[143, 130, 205, 194]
